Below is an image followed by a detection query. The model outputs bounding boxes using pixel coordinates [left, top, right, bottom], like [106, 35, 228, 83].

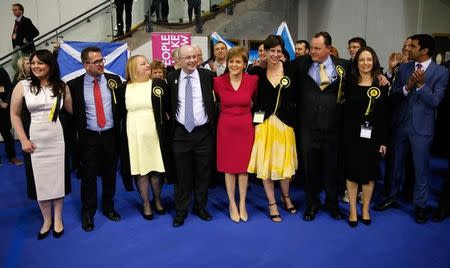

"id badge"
[360, 125, 372, 139]
[253, 111, 265, 123]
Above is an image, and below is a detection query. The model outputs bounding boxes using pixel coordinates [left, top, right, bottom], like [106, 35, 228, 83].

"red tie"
[93, 78, 106, 128]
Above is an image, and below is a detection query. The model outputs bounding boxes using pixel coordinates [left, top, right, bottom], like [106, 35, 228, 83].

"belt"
[85, 128, 114, 135]
[176, 121, 209, 131]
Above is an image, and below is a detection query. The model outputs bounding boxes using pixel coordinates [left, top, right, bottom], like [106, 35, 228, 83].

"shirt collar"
[180, 68, 199, 80]
[84, 73, 104, 83]
[415, 58, 432, 71]
[15, 16, 23, 22]
[314, 55, 332, 68]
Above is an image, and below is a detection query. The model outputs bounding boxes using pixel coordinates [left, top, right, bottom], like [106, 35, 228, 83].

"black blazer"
[292, 55, 351, 132]
[117, 79, 175, 187]
[0, 67, 13, 105]
[67, 73, 122, 144]
[12, 16, 39, 54]
[166, 68, 217, 136]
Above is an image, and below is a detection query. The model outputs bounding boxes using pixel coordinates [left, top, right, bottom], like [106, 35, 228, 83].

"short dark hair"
[348, 37, 366, 47]
[264, 34, 284, 51]
[81, 46, 102, 62]
[12, 3, 24, 12]
[213, 41, 227, 49]
[410, 34, 435, 57]
[313, 32, 332, 46]
[296, 40, 310, 50]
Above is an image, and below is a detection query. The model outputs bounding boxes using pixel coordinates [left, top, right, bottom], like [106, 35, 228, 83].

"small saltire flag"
[57, 41, 129, 82]
[210, 32, 234, 50]
[274, 22, 295, 60]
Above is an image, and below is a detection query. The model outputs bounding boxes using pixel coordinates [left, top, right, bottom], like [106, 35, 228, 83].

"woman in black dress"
[343, 47, 388, 227]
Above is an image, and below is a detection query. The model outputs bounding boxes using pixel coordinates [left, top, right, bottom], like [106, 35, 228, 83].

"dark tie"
[416, 63, 422, 70]
[184, 75, 195, 132]
[93, 78, 106, 128]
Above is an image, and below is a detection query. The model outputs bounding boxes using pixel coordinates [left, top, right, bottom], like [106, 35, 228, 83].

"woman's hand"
[379, 145, 387, 156]
[21, 139, 36, 153]
[377, 74, 390, 87]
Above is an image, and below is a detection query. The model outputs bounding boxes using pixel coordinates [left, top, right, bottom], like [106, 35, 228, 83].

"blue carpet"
[0, 141, 449, 268]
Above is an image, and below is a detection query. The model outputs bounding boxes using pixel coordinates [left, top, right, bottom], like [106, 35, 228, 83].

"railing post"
[109, 0, 115, 39]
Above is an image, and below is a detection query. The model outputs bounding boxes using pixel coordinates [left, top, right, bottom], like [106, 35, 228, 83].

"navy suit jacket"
[390, 60, 448, 136]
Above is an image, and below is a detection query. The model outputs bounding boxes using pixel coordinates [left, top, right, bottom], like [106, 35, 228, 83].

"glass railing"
[0, 0, 236, 74]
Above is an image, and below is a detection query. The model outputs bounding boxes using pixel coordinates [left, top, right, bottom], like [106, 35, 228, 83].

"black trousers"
[115, 0, 133, 32]
[172, 123, 213, 216]
[0, 109, 16, 160]
[187, 0, 201, 22]
[79, 130, 117, 218]
[300, 129, 339, 210]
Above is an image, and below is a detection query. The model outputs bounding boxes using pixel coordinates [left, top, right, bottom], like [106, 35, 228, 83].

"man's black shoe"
[303, 207, 319, 221]
[432, 207, 448, 222]
[103, 209, 121, 222]
[82, 216, 95, 232]
[374, 199, 398, 211]
[415, 207, 428, 224]
[192, 208, 212, 221]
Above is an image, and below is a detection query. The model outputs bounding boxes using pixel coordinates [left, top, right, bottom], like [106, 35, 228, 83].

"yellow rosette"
[365, 87, 381, 116]
[107, 79, 118, 104]
[336, 65, 344, 103]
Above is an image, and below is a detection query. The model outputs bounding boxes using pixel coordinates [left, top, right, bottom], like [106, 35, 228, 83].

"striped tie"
[184, 75, 195, 132]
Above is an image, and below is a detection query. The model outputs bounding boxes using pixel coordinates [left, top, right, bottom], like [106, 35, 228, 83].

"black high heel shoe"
[155, 207, 166, 215]
[53, 228, 64, 238]
[268, 203, 282, 223]
[281, 196, 297, 214]
[53, 220, 64, 238]
[37, 223, 52, 240]
[348, 219, 358, 228]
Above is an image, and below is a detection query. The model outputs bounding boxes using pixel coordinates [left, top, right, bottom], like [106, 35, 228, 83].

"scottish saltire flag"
[274, 22, 295, 60]
[57, 41, 129, 82]
[210, 32, 234, 50]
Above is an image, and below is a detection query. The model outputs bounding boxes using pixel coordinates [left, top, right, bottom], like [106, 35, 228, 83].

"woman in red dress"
[213, 46, 258, 223]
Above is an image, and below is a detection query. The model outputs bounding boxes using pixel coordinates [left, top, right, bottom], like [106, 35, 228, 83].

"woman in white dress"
[119, 55, 171, 220]
[10, 50, 72, 240]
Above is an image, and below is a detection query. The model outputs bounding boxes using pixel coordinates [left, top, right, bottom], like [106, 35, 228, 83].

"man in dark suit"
[67, 47, 123, 232]
[0, 67, 23, 166]
[11, 3, 39, 55]
[376, 34, 448, 223]
[293, 32, 350, 221]
[432, 60, 450, 222]
[166, 45, 216, 227]
[114, 0, 133, 38]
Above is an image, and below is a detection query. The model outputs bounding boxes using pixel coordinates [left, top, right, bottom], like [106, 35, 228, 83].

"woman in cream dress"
[119, 55, 171, 220]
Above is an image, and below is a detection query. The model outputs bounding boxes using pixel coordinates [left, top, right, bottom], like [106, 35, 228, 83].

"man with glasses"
[166, 45, 216, 227]
[67, 46, 123, 232]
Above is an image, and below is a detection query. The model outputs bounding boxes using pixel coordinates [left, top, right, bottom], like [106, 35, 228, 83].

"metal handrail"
[0, 0, 111, 65]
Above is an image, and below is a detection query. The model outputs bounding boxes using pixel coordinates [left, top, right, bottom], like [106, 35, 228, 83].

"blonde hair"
[17, 56, 30, 80]
[125, 55, 149, 83]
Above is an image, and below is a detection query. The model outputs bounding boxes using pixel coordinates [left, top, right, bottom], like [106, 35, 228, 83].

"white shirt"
[205, 61, 226, 76]
[176, 68, 208, 127]
[308, 55, 337, 85]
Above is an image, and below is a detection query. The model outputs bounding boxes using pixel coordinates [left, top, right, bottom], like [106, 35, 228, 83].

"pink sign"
[152, 32, 191, 66]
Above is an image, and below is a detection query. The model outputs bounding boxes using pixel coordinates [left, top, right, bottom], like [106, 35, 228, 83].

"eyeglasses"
[180, 55, 197, 60]
[85, 58, 106, 65]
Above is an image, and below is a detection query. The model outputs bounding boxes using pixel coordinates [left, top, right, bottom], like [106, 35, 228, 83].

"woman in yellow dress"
[248, 35, 298, 222]
[119, 55, 171, 220]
